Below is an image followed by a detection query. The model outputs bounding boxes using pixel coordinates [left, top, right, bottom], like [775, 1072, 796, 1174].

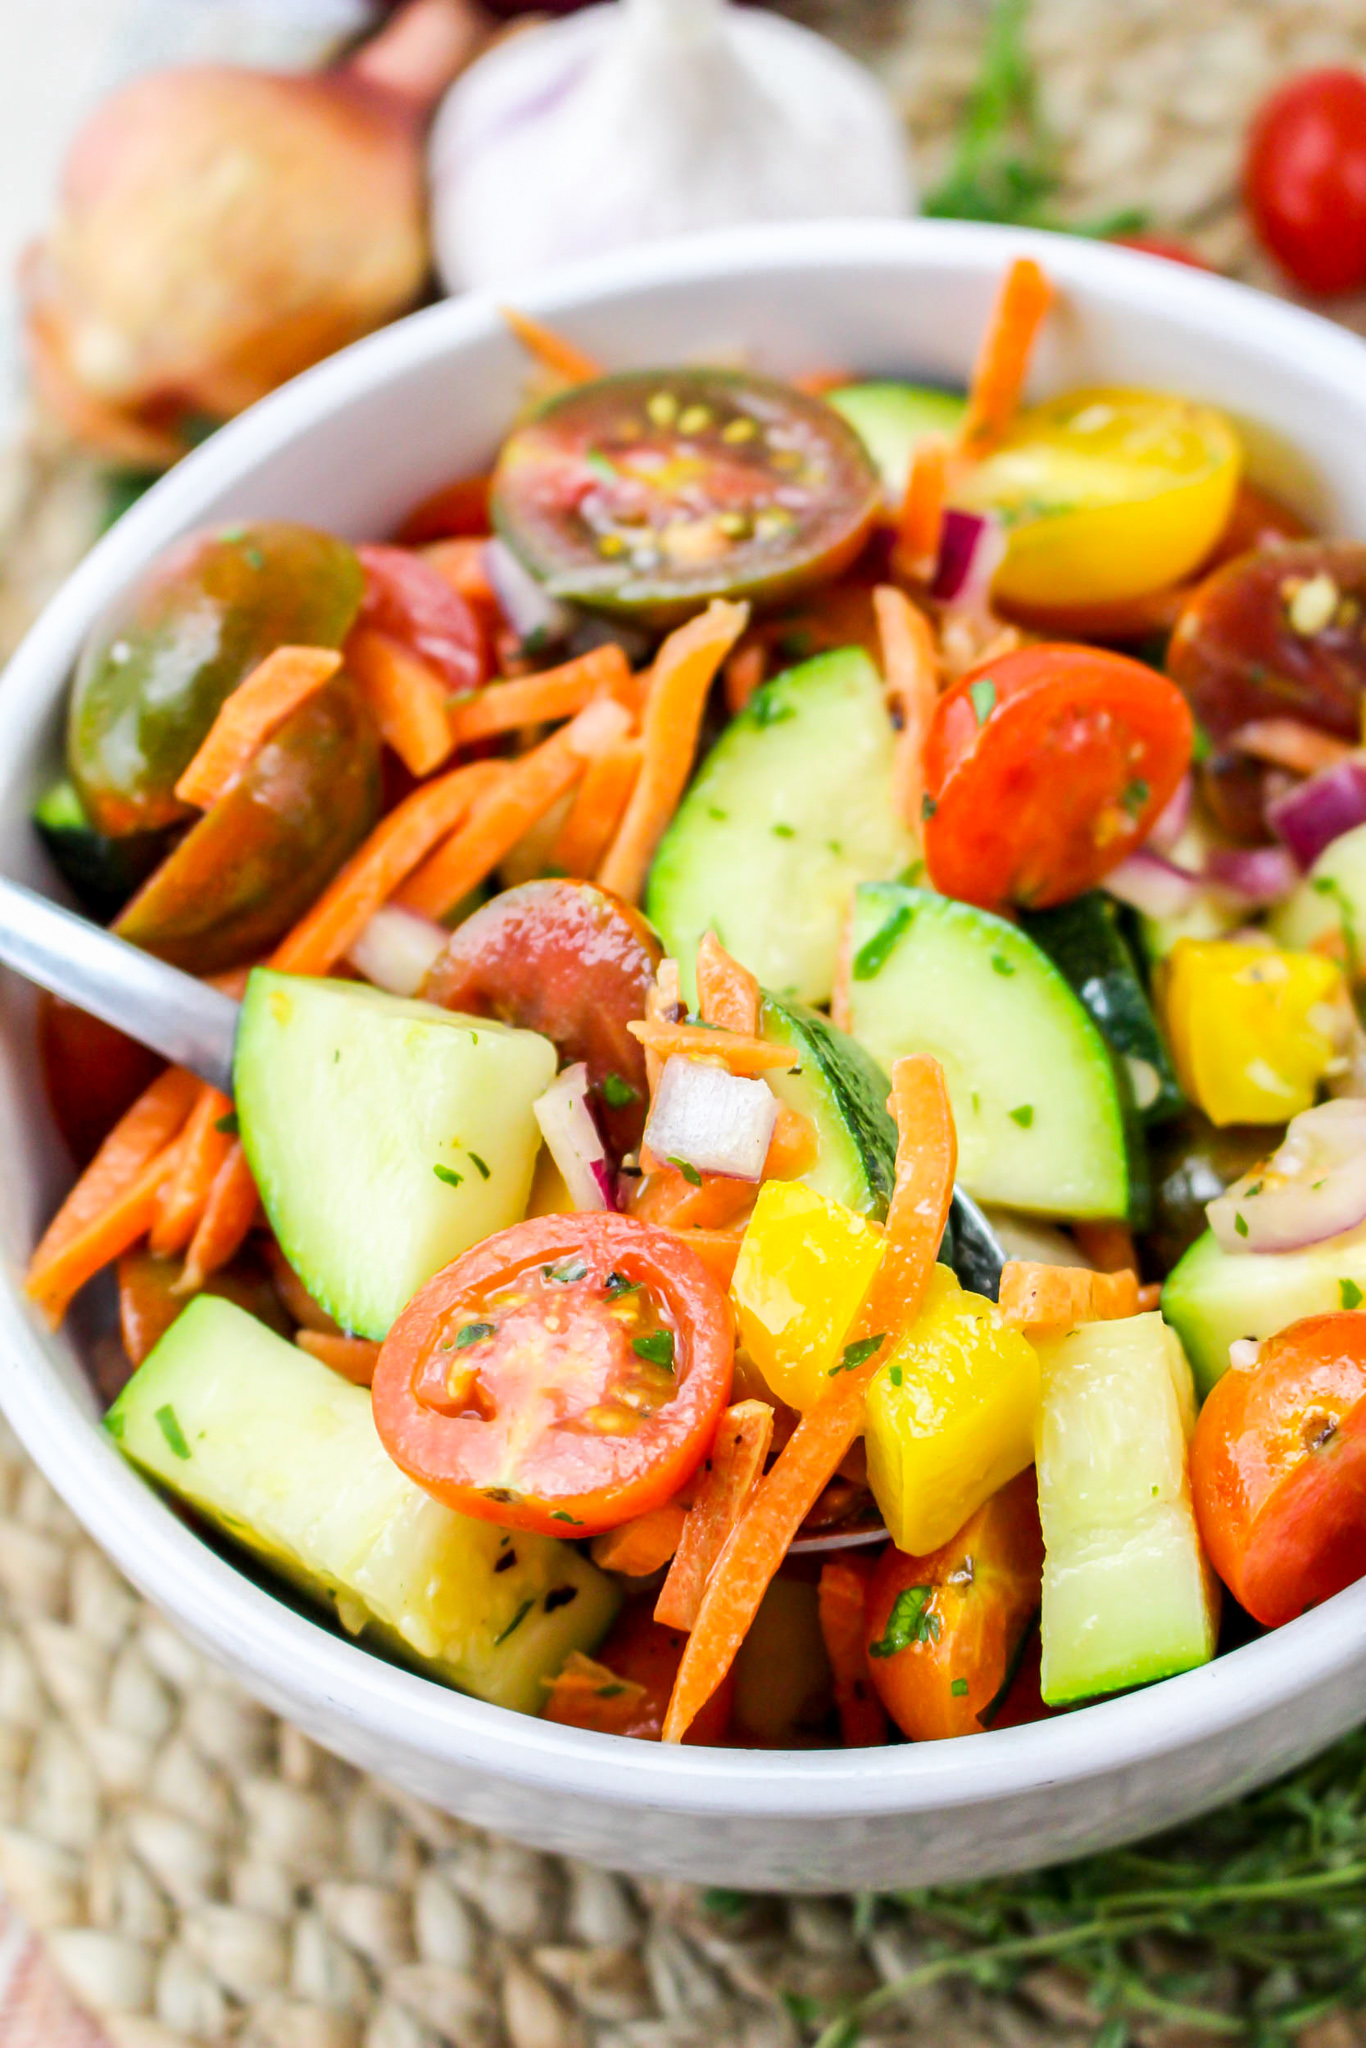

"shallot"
[1208, 1099, 1366, 1255]
[643, 1055, 777, 1183]
[534, 1063, 616, 1212]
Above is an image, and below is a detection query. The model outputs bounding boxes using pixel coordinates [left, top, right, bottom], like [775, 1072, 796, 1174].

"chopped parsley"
[494, 1598, 535, 1645]
[544, 1586, 578, 1613]
[708, 805, 729, 822]
[600, 1072, 639, 1109]
[951, 1677, 970, 1698]
[889, 1364, 903, 1387]
[1121, 777, 1151, 817]
[1008, 1104, 1034, 1128]
[772, 822, 795, 839]
[632, 1330, 675, 1371]
[467, 1152, 491, 1181]
[154, 1405, 191, 1461]
[550, 1510, 584, 1525]
[1342, 1279, 1363, 1310]
[604, 1271, 640, 1299]
[869, 1585, 942, 1658]
[214, 1111, 239, 1136]
[830, 1334, 885, 1376]
[1234, 1212, 1249, 1238]
[991, 953, 1016, 977]
[545, 1259, 589, 1284]
[667, 1156, 703, 1186]
[852, 903, 915, 981]
[921, 794, 938, 821]
[455, 1320, 497, 1349]
[750, 688, 795, 728]
[969, 677, 997, 724]
[433, 1163, 463, 1188]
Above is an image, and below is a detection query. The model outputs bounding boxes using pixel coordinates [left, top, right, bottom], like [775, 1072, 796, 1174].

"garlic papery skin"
[429, 0, 914, 294]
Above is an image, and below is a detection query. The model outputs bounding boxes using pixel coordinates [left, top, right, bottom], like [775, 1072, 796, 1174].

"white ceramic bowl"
[4, 220, 1366, 1894]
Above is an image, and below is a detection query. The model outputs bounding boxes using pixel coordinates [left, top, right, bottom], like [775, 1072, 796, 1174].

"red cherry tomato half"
[372, 1215, 734, 1538]
[1191, 1312, 1366, 1629]
[1110, 234, 1215, 272]
[356, 544, 486, 695]
[922, 644, 1194, 911]
[1246, 70, 1366, 296]
[38, 994, 164, 1166]
[863, 1468, 1044, 1742]
[421, 880, 662, 1156]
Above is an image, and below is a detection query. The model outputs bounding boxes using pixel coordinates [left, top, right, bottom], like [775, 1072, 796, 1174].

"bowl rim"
[5, 214, 1366, 1820]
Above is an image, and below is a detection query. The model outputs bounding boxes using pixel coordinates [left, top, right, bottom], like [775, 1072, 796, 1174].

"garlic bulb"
[429, 0, 913, 294]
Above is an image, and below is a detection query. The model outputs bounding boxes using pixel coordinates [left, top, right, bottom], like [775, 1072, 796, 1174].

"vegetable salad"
[26, 262, 1366, 1750]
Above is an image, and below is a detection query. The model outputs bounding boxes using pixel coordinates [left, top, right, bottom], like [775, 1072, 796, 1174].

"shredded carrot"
[1072, 1220, 1139, 1274]
[998, 1260, 1141, 1335]
[543, 1653, 649, 1737]
[598, 600, 749, 902]
[818, 1559, 888, 1748]
[896, 436, 950, 577]
[591, 1502, 687, 1577]
[655, 1401, 774, 1633]
[174, 646, 342, 809]
[296, 1330, 382, 1387]
[271, 759, 504, 976]
[347, 626, 455, 778]
[724, 643, 766, 717]
[675, 1225, 746, 1290]
[763, 1102, 819, 1181]
[27, 1068, 199, 1280]
[661, 1056, 955, 1740]
[874, 584, 940, 828]
[1230, 719, 1356, 777]
[696, 931, 761, 1036]
[550, 737, 642, 879]
[422, 538, 499, 618]
[959, 257, 1054, 455]
[178, 1142, 259, 1294]
[627, 1020, 796, 1075]
[631, 1167, 756, 1234]
[397, 697, 630, 920]
[26, 1133, 186, 1329]
[500, 306, 604, 385]
[149, 1085, 234, 1258]
[446, 645, 632, 748]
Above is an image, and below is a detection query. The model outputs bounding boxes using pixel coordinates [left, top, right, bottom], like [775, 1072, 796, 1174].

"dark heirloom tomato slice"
[38, 995, 164, 1165]
[1191, 1312, 1366, 1629]
[491, 369, 881, 624]
[923, 644, 1193, 911]
[372, 1215, 733, 1537]
[421, 880, 661, 1154]
[356, 544, 487, 695]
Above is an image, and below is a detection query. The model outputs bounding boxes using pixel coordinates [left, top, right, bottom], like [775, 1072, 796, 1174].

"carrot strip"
[763, 1102, 819, 1181]
[723, 643, 766, 717]
[1072, 1220, 1138, 1274]
[348, 626, 455, 777]
[676, 1226, 746, 1290]
[550, 738, 642, 879]
[500, 306, 604, 385]
[149, 1085, 234, 1258]
[543, 1654, 649, 1737]
[998, 1260, 1141, 1335]
[631, 1167, 756, 1233]
[661, 1057, 955, 1740]
[270, 759, 504, 976]
[173, 647, 342, 808]
[896, 435, 949, 576]
[874, 584, 940, 829]
[178, 1142, 259, 1295]
[398, 698, 631, 919]
[28, 1068, 200, 1277]
[598, 600, 749, 902]
[627, 1020, 796, 1076]
[959, 257, 1054, 455]
[422, 538, 500, 617]
[696, 931, 761, 1036]
[26, 1134, 186, 1329]
[1230, 719, 1355, 777]
[296, 1330, 382, 1387]
[655, 1401, 774, 1632]
[591, 1502, 687, 1577]
[818, 1559, 888, 1748]
[446, 645, 632, 748]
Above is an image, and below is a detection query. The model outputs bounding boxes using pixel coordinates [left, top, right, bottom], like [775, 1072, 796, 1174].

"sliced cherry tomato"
[923, 644, 1194, 910]
[1246, 71, 1366, 296]
[38, 995, 164, 1166]
[1110, 234, 1215, 271]
[422, 880, 661, 1155]
[1191, 1312, 1366, 1628]
[372, 1214, 733, 1538]
[356, 544, 486, 695]
[953, 388, 1241, 610]
[544, 1599, 733, 1744]
[491, 369, 880, 624]
[863, 1467, 1044, 1741]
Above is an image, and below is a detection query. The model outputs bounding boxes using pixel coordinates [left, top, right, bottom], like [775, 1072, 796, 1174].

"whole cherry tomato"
[372, 1214, 734, 1538]
[1191, 1312, 1366, 1628]
[1246, 71, 1366, 296]
[863, 1468, 1045, 1741]
[923, 644, 1194, 911]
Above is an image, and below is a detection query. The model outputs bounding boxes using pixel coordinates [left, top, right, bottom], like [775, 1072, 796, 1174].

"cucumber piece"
[646, 649, 916, 1007]
[845, 885, 1132, 1219]
[33, 776, 175, 921]
[108, 1297, 617, 1713]
[1162, 1221, 1366, 1398]
[1022, 892, 1183, 1123]
[761, 994, 895, 1219]
[1269, 820, 1366, 972]
[827, 383, 968, 504]
[235, 970, 557, 1340]
[1036, 1312, 1218, 1705]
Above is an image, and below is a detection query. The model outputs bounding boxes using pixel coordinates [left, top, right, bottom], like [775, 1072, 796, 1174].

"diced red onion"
[1147, 773, 1192, 856]
[932, 509, 1007, 607]
[483, 537, 573, 648]
[1205, 844, 1300, 907]
[533, 1062, 615, 1212]
[1208, 1099, 1366, 1255]
[346, 907, 448, 997]
[1267, 758, 1366, 873]
[643, 1055, 778, 1183]
[1103, 849, 1200, 920]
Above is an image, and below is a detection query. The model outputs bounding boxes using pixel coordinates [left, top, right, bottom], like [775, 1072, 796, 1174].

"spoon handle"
[0, 877, 238, 1095]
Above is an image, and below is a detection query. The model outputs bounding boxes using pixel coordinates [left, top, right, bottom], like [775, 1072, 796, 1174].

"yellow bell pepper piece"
[731, 1180, 884, 1412]
[1161, 938, 1348, 1126]
[864, 1264, 1041, 1556]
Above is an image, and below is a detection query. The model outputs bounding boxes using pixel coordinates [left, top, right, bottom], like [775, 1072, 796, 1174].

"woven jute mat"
[7, 4, 1366, 2044]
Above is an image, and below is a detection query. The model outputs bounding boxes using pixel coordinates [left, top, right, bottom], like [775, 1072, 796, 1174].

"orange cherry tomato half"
[922, 644, 1194, 910]
[1190, 1312, 1366, 1629]
[372, 1214, 734, 1538]
[862, 1467, 1044, 1741]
